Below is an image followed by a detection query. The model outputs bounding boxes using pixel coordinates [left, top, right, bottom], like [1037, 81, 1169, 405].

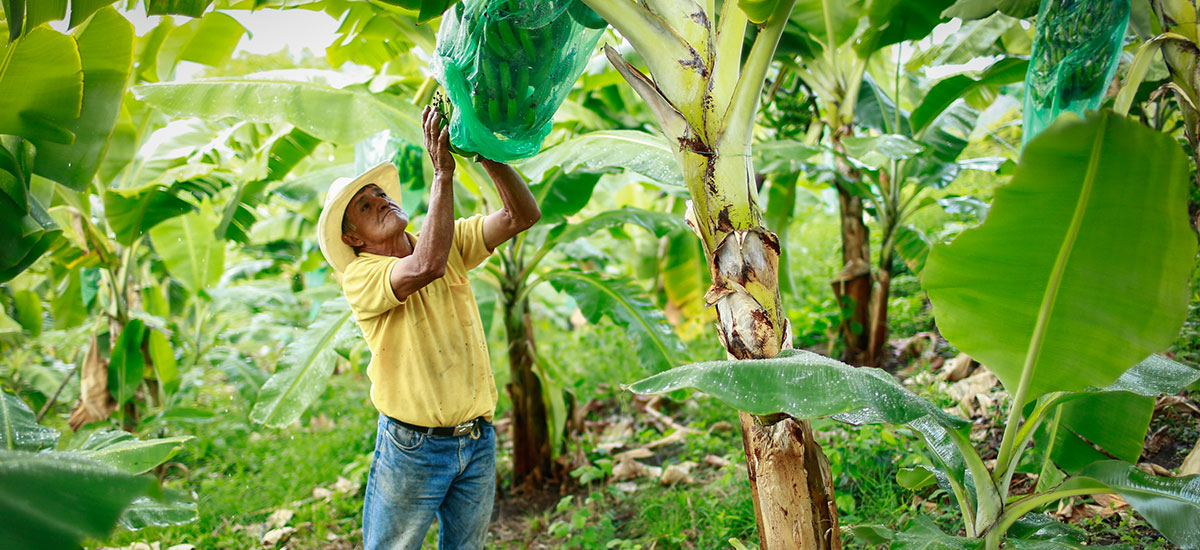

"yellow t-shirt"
[341, 215, 496, 427]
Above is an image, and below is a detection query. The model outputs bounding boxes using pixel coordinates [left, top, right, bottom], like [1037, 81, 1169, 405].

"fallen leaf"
[939, 353, 974, 382]
[613, 481, 639, 493]
[262, 527, 295, 547]
[614, 448, 655, 461]
[1093, 494, 1129, 512]
[612, 458, 648, 481]
[660, 462, 696, 485]
[703, 455, 731, 468]
[313, 487, 333, 500]
[334, 476, 361, 495]
[1181, 439, 1200, 476]
[709, 421, 734, 433]
[948, 369, 998, 416]
[265, 509, 293, 530]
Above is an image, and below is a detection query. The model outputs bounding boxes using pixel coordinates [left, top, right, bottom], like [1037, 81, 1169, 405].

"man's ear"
[342, 232, 364, 248]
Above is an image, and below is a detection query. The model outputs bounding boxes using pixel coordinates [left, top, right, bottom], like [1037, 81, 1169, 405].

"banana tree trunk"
[583, 1, 840, 546]
[501, 289, 553, 488]
[830, 130, 875, 366]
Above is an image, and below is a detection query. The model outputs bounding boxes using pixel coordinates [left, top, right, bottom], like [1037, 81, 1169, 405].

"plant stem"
[993, 120, 1107, 499]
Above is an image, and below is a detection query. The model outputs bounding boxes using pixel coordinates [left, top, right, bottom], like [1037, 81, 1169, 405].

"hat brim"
[317, 162, 405, 273]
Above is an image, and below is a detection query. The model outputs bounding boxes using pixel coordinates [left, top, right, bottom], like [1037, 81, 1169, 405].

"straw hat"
[317, 162, 404, 273]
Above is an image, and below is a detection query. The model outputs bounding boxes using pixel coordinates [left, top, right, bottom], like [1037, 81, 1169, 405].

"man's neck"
[360, 231, 414, 258]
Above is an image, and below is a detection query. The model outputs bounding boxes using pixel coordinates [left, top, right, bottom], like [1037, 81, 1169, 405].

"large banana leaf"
[910, 57, 1028, 135]
[31, 7, 132, 191]
[922, 112, 1195, 403]
[516, 130, 685, 189]
[0, 389, 58, 451]
[148, 202, 225, 293]
[104, 184, 195, 246]
[133, 77, 423, 147]
[250, 298, 358, 427]
[75, 430, 192, 475]
[145, 0, 213, 17]
[546, 270, 688, 372]
[154, 11, 246, 81]
[1006, 461, 1200, 549]
[0, 27, 82, 143]
[1036, 355, 1200, 474]
[942, 0, 1040, 20]
[2, 0, 66, 40]
[0, 450, 151, 550]
[628, 349, 999, 526]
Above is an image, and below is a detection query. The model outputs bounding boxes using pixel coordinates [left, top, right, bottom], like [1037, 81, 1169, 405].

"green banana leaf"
[1036, 355, 1200, 474]
[547, 207, 686, 248]
[905, 16, 1017, 73]
[117, 491, 198, 530]
[627, 349, 1011, 523]
[70, 0, 120, 28]
[852, 516, 983, 549]
[546, 269, 688, 372]
[0, 450, 152, 550]
[75, 430, 192, 475]
[942, 0, 1041, 20]
[250, 298, 359, 427]
[148, 202, 225, 293]
[31, 7, 132, 191]
[922, 111, 1195, 404]
[0, 26, 82, 144]
[145, 0, 213, 17]
[910, 57, 1028, 135]
[516, 130, 685, 189]
[104, 184, 195, 246]
[860, 0, 957, 55]
[0, 388, 58, 451]
[7, 0, 64, 40]
[133, 77, 423, 147]
[1015, 461, 1200, 549]
[154, 11, 246, 81]
[842, 134, 926, 168]
[12, 289, 40, 337]
[108, 319, 146, 408]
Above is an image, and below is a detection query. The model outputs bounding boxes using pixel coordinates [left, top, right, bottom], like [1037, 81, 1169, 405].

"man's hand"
[423, 105, 455, 176]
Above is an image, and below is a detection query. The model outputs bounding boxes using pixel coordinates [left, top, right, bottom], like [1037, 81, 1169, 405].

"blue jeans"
[362, 414, 496, 550]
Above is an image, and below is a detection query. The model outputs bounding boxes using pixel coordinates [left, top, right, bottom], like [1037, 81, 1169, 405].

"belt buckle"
[452, 420, 475, 437]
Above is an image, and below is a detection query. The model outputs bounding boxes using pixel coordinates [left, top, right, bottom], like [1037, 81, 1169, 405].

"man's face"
[341, 184, 409, 248]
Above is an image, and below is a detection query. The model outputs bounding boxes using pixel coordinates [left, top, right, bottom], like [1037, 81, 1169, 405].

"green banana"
[1028, 0, 1128, 107]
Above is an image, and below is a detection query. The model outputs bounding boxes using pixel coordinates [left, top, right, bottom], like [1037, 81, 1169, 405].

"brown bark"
[502, 293, 553, 489]
[830, 129, 875, 366]
[741, 412, 841, 549]
[867, 265, 892, 366]
[703, 223, 841, 550]
[832, 189, 873, 365]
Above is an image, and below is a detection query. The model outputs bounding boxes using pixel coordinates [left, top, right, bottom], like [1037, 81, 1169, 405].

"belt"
[391, 416, 484, 437]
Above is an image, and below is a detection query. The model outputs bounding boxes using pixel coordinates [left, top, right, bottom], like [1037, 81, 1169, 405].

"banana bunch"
[1028, 0, 1130, 108]
[465, 0, 577, 133]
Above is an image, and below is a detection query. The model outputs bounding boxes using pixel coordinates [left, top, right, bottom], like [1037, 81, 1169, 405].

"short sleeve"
[341, 253, 401, 320]
[454, 215, 493, 271]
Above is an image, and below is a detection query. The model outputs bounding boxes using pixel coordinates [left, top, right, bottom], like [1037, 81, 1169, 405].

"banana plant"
[574, 0, 851, 547]
[771, 0, 958, 366]
[633, 111, 1200, 548]
[1, 387, 197, 549]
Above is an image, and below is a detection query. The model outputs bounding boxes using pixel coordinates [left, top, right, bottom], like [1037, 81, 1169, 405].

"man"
[316, 106, 540, 549]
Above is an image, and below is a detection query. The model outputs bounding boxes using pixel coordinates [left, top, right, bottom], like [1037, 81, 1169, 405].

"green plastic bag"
[1022, 0, 1129, 147]
[432, 0, 606, 162]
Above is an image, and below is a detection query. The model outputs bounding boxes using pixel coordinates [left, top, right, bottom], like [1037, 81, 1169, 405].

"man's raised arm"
[480, 159, 540, 250]
[389, 107, 456, 301]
